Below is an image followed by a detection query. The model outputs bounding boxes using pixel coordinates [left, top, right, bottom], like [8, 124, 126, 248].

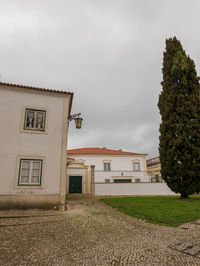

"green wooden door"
[69, 176, 82, 193]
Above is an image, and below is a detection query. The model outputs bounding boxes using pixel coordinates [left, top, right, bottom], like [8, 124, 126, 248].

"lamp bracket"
[69, 113, 81, 121]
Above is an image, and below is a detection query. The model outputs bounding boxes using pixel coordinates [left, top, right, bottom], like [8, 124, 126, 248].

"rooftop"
[67, 147, 147, 156]
[0, 81, 73, 96]
[0, 81, 74, 116]
[147, 156, 160, 166]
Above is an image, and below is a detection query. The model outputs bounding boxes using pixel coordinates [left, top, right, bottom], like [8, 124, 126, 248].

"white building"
[67, 147, 150, 195]
[0, 82, 73, 209]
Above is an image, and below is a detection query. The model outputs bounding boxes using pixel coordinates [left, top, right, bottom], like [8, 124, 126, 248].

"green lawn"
[100, 196, 200, 227]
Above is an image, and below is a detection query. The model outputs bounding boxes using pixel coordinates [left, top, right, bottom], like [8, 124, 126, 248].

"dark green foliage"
[158, 37, 200, 198]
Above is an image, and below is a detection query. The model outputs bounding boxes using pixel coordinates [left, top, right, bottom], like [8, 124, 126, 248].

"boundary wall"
[95, 183, 178, 196]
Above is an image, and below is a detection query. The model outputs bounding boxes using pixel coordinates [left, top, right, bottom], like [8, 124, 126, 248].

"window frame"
[24, 108, 46, 132]
[114, 179, 132, 183]
[18, 159, 43, 186]
[21, 106, 48, 134]
[15, 156, 45, 189]
[155, 174, 160, 183]
[133, 162, 140, 171]
[104, 162, 111, 171]
[135, 178, 141, 183]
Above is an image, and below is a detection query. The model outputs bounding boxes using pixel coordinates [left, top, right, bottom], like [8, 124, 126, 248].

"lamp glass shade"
[75, 117, 83, 129]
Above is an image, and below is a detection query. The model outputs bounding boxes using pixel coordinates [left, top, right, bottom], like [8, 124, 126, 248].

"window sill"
[15, 185, 43, 189]
[20, 129, 48, 135]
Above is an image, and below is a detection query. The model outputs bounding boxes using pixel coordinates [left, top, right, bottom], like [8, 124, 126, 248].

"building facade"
[146, 156, 163, 182]
[67, 147, 150, 195]
[0, 82, 73, 209]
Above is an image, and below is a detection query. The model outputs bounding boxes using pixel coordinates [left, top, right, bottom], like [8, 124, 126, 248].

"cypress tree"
[158, 37, 200, 198]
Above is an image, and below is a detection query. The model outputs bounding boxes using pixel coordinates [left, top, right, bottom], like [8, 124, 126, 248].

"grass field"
[100, 196, 200, 227]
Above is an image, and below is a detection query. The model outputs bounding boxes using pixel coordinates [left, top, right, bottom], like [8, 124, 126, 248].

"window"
[24, 108, 46, 131]
[114, 179, 131, 183]
[104, 162, 111, 171]
[18, 159, 43, 186]
[155, 174, 160, 183]
[135, 178, 141, 183]
[133, 162, 140, 171]
[105, 179, 110, 183]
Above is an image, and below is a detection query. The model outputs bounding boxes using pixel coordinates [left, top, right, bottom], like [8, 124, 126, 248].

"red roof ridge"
[0, 81, 73, 95]
[67, 147, 147, 156]
[0, 81, 74, 117]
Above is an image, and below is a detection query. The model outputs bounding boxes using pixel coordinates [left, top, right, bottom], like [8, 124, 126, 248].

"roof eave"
[0, 81, 74, 118]
[67, 153, 147, 156]
[0, 81, 73, 96]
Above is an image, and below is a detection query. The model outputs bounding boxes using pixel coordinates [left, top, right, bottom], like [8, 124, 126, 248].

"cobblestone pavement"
[0, 196, 200, 266]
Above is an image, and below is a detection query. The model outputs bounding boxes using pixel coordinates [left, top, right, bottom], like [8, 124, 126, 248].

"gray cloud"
[0, 0, 200, 157]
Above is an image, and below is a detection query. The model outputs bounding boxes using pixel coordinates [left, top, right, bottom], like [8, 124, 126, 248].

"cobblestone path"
[0, 196, 200, 265]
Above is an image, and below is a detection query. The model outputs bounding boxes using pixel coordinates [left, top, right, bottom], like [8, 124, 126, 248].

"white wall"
[95, 171, 151, 183]
[72, 155, 146, 171]
[95, 183, 178, 196]
[69, 155, 148, 183]
[0, 86, 70, 196]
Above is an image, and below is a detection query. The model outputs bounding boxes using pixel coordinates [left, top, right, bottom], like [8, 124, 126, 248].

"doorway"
[69, 176, 82, 193]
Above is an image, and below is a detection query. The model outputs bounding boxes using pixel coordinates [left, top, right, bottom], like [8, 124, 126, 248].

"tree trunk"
[181, 193, 189, 199]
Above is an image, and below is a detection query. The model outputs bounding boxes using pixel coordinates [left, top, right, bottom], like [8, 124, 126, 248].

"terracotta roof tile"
[0, 81, 73, 95]
[0, 81, 74, 116]
[67, 147, 147, 156]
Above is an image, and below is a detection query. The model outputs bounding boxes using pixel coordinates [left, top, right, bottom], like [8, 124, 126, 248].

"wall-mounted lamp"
[69, 113, 83, 129]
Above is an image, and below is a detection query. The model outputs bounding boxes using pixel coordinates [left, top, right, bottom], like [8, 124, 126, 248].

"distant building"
[146, 156, 163, 182]
[0, 82, 73, 209]
[67, 147, 150, 195]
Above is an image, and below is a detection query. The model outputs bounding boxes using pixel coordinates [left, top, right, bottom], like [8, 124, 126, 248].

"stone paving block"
[0, 197, 200, 265]
[170, 242, 195, 251]
[170, 241, 200, 257]
[183, 244, 200, 256]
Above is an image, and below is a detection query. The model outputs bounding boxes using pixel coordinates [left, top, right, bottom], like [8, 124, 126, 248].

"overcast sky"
[0, 1, 200, 158]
